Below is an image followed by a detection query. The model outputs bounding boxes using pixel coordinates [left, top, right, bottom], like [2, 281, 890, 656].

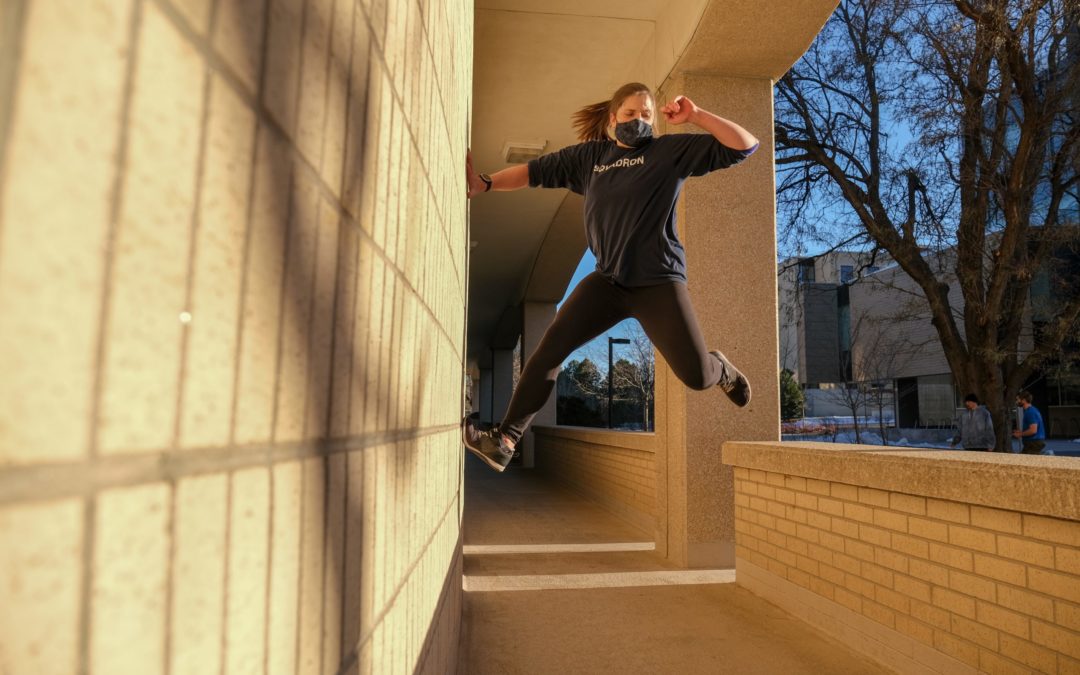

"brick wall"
[533, 426, 656, 533]
[725, 443, 1080, 675]
[0, 0, 471, 673]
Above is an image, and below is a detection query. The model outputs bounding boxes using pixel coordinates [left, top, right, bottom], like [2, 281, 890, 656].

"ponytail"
[570, 82, 655, 143]
[572, 101, 612, 142]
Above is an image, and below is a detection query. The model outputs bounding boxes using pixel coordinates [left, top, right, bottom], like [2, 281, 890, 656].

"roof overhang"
[467, 0, 838, 365]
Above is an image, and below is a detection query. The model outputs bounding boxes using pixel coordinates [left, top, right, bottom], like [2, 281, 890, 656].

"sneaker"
[461, 416, 515, 472]
[710, 350, 751, 407]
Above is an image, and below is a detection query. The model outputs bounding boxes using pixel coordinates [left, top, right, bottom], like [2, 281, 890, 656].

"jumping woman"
[463, 82, 758, 471]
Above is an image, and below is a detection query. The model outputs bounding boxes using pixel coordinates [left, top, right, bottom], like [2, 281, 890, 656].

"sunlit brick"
[0, 0, 132, 464]
[0, 500, 82, 675]
[1023, 514, 1080, 547]
[100, 4, 204, 454]
[171, 476, 226, 674]
[92, 484, 169, 673]
[997, 536, 1054, 568]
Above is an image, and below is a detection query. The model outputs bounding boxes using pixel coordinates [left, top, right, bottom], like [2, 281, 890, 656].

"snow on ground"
[784, 431, 951, 449]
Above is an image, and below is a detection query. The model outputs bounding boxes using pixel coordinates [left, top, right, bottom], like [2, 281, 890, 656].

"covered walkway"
[458, 457, 889, 674]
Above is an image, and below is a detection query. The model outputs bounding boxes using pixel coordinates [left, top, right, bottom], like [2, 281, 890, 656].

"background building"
[780, 244, 1080, 436]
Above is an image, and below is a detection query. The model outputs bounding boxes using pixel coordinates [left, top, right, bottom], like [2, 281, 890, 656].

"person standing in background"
[1013, 390, 1051, 455]
[951, 394, 995, 452]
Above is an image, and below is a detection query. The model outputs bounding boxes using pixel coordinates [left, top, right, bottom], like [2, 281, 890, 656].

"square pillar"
[519, 301, 558, 468]
[479, 368, 493, 424]
[469, 375, 481, 418]
[654, 73, 780, 567]
[492, 349, 515, 424]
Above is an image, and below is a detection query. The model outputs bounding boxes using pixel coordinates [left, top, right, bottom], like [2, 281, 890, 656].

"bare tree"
[830, 311, 915, 443]
[611, 323, 656, 429]
[776, 0, 1080, 450]
[827, 380, 872, 443]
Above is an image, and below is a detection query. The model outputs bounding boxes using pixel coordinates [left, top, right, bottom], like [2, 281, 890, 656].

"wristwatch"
[479, 173, 492, 192]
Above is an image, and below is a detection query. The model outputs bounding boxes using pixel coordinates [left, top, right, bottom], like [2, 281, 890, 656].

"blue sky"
[557, 250, 638, 367]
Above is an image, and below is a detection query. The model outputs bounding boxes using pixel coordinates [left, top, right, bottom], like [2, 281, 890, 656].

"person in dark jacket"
[462, 82, 758, 471]
[951, 394, 995, 452]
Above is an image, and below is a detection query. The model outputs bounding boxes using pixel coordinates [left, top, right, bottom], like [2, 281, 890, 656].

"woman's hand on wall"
[465, 152, 530, 197]
[466, 150, 488, 199]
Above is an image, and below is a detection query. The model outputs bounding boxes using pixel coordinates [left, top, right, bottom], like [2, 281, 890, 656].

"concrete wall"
[533, 426, 656, 535]
[724, 441, 1080, 674]
[849, 266, 958, 379]
[0, 0, 471, 673]
[653, 72, 780, 568]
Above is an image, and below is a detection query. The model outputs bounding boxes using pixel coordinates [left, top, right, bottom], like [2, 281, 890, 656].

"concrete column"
[479, 368, 494, 424]
[469, 375, 481, 418]
[492, 349, 515, 425]
[519, 301, 558, 468]
[654, 73, 780, 568]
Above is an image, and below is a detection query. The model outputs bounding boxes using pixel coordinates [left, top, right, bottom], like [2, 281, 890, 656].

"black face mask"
[614, 118, 653, 147]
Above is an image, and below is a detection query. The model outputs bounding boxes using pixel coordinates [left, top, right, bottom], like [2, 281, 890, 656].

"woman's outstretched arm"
[466, 151, 530, 198]
[660, 95, 758, 151]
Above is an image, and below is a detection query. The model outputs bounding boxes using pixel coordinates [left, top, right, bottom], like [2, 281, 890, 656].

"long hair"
[571, 82, 654, 142]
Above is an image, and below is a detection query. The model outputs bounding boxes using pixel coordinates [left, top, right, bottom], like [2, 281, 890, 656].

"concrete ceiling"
[467, 0, 837, 365]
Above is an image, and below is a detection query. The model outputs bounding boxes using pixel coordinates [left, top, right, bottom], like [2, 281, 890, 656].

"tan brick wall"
[0, 0, 471, 673]
[732, 465, 1080, 674]
[534, 426, 656, 533]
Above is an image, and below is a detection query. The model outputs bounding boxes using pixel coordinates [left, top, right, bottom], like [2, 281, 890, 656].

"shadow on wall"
[0, 0, 459, 672]
[222, 0, 451, 671]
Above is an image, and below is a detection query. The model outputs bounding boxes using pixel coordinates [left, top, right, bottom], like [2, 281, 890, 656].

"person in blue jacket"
[1013, 390, 1050, 455]
[462, 82, 758, 472]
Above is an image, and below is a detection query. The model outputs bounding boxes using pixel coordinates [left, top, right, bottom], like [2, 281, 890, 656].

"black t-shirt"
[527, 134, 757, 286]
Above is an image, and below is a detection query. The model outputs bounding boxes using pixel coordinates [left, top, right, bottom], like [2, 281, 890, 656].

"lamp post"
[608, 337, 630, 428]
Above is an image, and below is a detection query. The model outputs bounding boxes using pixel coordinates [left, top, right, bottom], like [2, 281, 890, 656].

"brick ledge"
[533, 425, 656, 452]
[722, 441, 1080, 521]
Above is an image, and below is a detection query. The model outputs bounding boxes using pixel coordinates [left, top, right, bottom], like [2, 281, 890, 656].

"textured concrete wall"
[0, 0, 471, 673]
[533, 426, 656, 534]
[655, 72, 779, 568]
[725, 442, 1080, 675]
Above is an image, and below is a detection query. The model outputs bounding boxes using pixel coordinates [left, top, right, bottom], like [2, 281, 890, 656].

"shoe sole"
[464, 444, 509, 470]
[711, 350, 751, 407]
[725, 381, 751, 407]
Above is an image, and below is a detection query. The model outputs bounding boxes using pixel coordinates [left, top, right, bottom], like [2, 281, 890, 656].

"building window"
[840, 265, 854, 283]
[798, 259, 815, 283]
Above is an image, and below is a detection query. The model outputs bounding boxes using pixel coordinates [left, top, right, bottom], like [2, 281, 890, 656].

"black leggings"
[500, 272, 722, 443]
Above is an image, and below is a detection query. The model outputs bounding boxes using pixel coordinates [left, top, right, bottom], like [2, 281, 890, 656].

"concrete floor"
[459, 457, 892, 674]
